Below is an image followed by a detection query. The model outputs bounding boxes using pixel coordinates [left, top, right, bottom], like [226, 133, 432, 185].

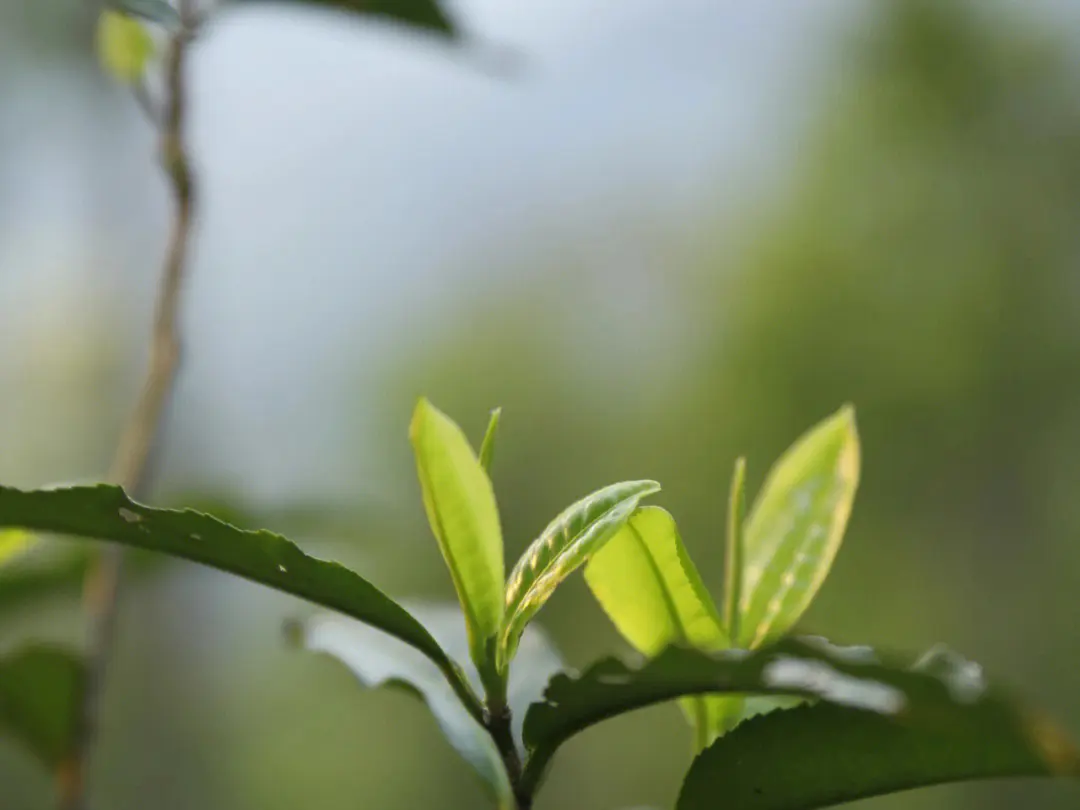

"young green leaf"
[501, 480, 661, 668]
[0, 645, 84, 769]
[677, 698, 1080, 810]
[237, 0, 457, 38]
[722, 457, 746, 644]
[738, 406, 860, 649]
[410, 399, 505, 679]
[479, 407, 502, 474]
[96, 10, 156, 84]
[296, 604, 563, 808]
[0, 484, 478, 716]
[519, 637, 1079, 798]
[584, 506, 738, 750]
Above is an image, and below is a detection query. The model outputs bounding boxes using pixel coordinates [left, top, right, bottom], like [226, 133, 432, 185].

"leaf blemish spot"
[118, 508, 142, 523]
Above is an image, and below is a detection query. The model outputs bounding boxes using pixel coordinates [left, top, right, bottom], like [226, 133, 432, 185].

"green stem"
[436, 658, 487, 728]
[485, 704, 529, 810]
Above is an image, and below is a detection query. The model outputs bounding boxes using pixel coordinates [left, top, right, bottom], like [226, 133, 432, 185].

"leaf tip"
[836, 403, 861, 485]
[409, 396, 437, 438]
[637, 480, 663, 497]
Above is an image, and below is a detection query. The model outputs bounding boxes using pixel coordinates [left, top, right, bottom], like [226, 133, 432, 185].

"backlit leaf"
[722, 457, 746, 644]
[410, 398, 505, 679]
[501, 480, 660, 668]
[738, 406, 860, 648]
[584, 506, 737, 750]
[479, 407, 502, 475]
[0, 646, 84, 768]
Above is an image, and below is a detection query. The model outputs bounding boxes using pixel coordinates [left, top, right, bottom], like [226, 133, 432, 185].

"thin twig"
[57, 4, 198, 808]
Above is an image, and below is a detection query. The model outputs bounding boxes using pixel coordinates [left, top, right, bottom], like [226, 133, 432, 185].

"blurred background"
[3, 0, 1080, 807]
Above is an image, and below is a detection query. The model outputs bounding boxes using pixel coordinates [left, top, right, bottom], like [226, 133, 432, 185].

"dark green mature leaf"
[238, 0, 457, 38]
[501, 480, 660, 668]
[0, 646, 84, 768]
[0, 484, 478, 715]
[519, 638, 1080, 797]
[677, 699, 1080, 810]
[106, 0, 180, 28]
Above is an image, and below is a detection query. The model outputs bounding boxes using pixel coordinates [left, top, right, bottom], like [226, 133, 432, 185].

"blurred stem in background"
[59, 2, 200, 808]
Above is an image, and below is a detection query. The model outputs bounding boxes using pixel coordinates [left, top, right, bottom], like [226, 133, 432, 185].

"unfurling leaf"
[410, 399, 504, 680]
[501, 480, 660, 669]
[585, 506, 738, 750]
[96, 10, 155, 84]
[0, 646, 84, 768]
[738, 406, 860, 649]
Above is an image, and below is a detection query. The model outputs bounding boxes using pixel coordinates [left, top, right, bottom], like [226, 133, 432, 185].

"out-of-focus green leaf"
[296, 603, 563, 808]
[0, 646, 84, 768]
[501, 480, 660, 668]
[107, 0, 180, 27]
[96, 10, 156, 84]
[584, 506, 737, 750]
[237, 0, 457, 38]
[0, 531, 33, 569]
[0, 484, 478, 715]
[738, 406, 860, 648]
[0, 544, 162, 623]
[296, 605, 510, 806]
[479, 407, 502, 475]
[677, 685, 1080, 809]
[722, 457, 746, 644]
[410, 398, 504, 681]
[520, 637, 1077, 798]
